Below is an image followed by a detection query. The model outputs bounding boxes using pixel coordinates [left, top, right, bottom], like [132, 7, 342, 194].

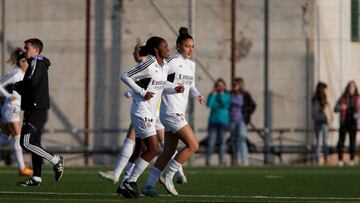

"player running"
[142, 27, 204, 197]
[97, 44, 148, 184]
[0, 48, 32, 176]
[120, 36, 184, 198]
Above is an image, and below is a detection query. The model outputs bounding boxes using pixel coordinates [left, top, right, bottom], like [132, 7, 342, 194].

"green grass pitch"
[1, 166, 360, 202]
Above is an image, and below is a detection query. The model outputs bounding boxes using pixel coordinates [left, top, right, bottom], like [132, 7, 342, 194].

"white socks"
[165, 158, 182, 179]
[171, 150, 185, 177]
[127, 158, 149, 182]
[145, 167, 162, 187]
[32, 176, 42, 182]
[120, 162, 135, 189]
[122, 162, 135, 182]
[114, 138, 135, 178]
[11, 135, 25, 170]
[177, 163, 185, 177]
[0, 133, 9, 145]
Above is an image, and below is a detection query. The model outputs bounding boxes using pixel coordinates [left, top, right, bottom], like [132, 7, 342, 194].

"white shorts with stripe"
[160, 112, 188, 134]
[131, 113, 157, 139]
[1, 103, 21, 123]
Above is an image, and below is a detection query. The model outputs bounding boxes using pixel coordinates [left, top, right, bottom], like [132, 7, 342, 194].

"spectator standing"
[334, 81, 360, 166]
[229, 78, 256, 166]
[206, 78, 231, 166]
[312, 82, 332, 165]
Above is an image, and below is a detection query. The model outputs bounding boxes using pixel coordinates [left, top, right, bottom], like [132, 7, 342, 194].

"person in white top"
[0, 48, 33, 176]
[143, 27, 204, 197]
[97, 44, 149, 185]
[98, 44, 180, 191]
[120, 36, 184, 198]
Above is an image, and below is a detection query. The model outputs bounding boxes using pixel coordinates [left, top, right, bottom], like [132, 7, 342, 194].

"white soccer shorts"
[1, 103, 21, 123]
[160, 112, 188, 134]
[131, 113, 157, 139]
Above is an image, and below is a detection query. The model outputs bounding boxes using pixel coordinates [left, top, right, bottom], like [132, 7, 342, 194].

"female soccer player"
[120, 36, 184, 198]
[97, 44, 147, 184]
[0, 48, 32, 176]
[98, 44, 186, 187]
[143, 27, 204, 197]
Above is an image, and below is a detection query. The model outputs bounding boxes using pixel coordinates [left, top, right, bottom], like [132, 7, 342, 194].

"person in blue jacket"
[206, 78, 231, 166]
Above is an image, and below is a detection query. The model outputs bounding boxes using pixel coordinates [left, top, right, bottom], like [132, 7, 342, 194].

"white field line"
[0, 197, 121, 202]
[0, 191, 114, 196]
[0, 191, 360, 201]
[0, 169, 351, 175]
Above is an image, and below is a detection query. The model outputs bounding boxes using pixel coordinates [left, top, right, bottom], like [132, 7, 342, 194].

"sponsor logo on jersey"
[179, 74, 193, 85]
[151, 80, 167, 90]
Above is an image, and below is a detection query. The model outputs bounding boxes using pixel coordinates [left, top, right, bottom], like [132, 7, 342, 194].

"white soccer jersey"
[160, 53, 200, 114]
[121, 56, 176, 117]
[0, 67, 25, 106]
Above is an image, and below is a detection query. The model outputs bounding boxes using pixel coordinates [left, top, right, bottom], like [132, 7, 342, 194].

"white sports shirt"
[121, 56, 176, 117]
[160, 53, 200, 114]
[0, 67, 25, 105]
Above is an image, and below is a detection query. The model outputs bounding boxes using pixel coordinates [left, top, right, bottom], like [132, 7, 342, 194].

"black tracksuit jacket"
[14, 55, 51, 111]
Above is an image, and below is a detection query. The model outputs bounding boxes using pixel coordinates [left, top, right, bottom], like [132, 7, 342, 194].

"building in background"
[0, 0, 358, 166]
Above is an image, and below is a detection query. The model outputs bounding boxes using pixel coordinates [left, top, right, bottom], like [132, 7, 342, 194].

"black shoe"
[123, 180, 140, 198]
[117, 186, 132, 198]
[17, 178, 41, 187]
[53, 156, 64, 182]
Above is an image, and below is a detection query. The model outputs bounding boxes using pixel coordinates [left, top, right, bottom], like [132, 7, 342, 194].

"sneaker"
[53, 156, 64, 182]
[19, 167, 33, 177]
[98, 171, 119, 184]
[122, 180, 140, 198]
[338, 161, 344, 167]
[142, 185, 159, 197]
[159, 175, 178, 196]
[17, 178, 41, 187]
[176, 173, 187, 184]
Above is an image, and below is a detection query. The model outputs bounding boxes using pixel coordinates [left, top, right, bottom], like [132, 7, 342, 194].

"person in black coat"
[15, 38, 64, 186]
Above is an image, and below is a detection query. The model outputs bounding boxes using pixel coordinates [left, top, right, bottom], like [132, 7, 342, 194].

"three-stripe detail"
[127, 58, 155, 77]
[23, 133, 53, 162]
[166, 55, 178, 63]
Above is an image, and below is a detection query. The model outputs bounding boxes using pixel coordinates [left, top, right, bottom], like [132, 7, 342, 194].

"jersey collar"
[150, 55, 167, 68]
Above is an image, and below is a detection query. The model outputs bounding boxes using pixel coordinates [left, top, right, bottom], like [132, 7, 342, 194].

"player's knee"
[148, 145, 160, 157]
[194, 142, 199, 152]
[189, 141, 199, 153]
[153, 145, 160, 156]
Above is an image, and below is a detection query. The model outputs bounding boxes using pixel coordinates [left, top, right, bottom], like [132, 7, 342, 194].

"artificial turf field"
[1, 166, 360, 202]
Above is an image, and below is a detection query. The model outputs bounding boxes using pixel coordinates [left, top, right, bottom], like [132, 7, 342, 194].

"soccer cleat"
[17, 178, 41, 187]
[116, 185, 133, 198]
[338, 161, 344, 167]
[53, 156, 64, 182]
[122, 180, 140, 198]
[97, 171, 119, 184]
[142, 185, 159, 197]
[159, 175, 178, 196]
[176, 173, 187, 184]
[19, 167, 33, 177]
